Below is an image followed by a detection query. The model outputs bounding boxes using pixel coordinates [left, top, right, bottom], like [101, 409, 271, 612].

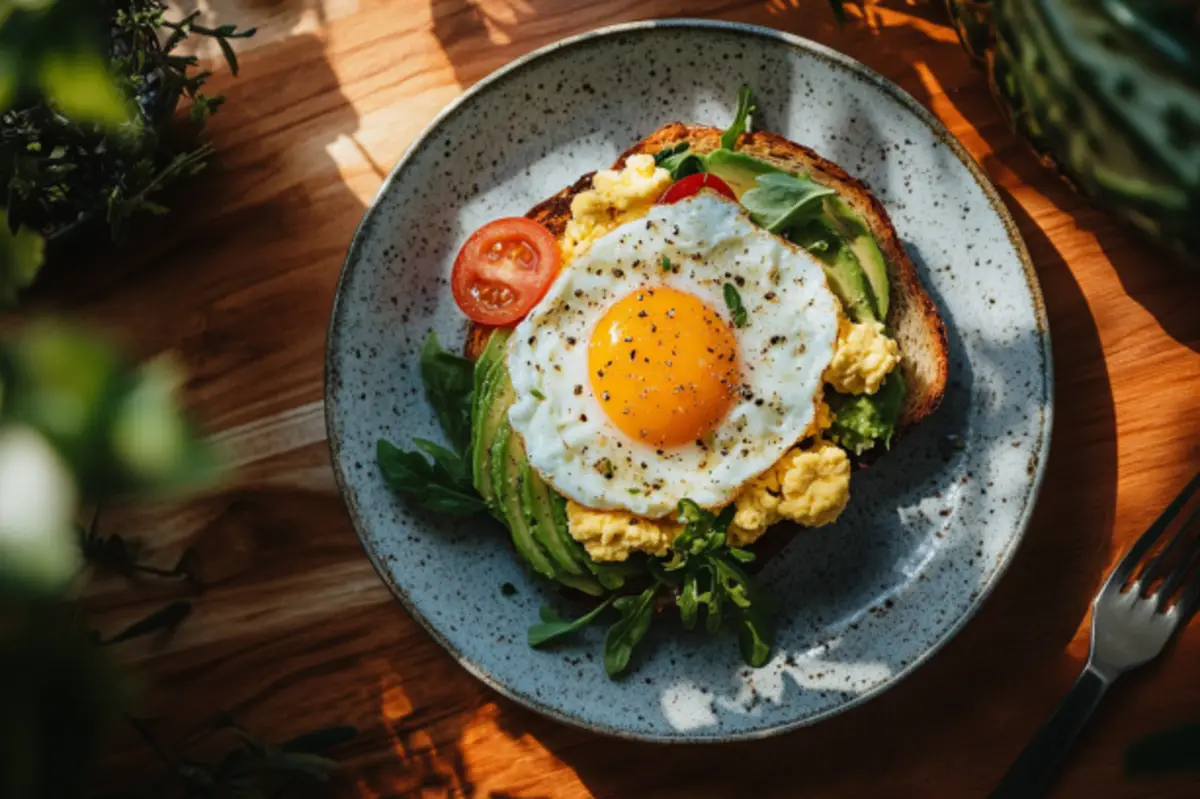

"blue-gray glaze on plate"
[325, 19, 1052, 742]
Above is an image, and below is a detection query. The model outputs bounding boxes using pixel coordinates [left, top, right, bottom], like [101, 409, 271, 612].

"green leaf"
[728, 547, 755, 563]
[377, 439, 485, 516]
[420, 332, 475, 455]
[740, 172, 836, 234]
[528, 595, 616, 646]
[603, 585, 658, 677]
[827, 372, 906, 455]
[413, 438, 471, 485]
[0, 221, 45, 307]
[217, 35, 239, 76]
[109, 356, 220, 495]
[655, 143, 703, 181]
[661, 495, 777, 667]
[37, 51, 131, 127]
[736, 607, 774, 667]
[721, 85, 756, 151]
[678, 572, 700, 630]
[723, 282, 748, 328]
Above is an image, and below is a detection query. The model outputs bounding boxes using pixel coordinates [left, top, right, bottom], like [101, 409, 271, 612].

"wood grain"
[47, 0, 1200, 796]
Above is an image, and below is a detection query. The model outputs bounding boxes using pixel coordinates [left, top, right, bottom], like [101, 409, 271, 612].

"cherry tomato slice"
[658, 173, 737, 204]
[451, 218, 561, 326]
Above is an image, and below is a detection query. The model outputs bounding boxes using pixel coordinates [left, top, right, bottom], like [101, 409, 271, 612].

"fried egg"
[506, 192, 841, 518]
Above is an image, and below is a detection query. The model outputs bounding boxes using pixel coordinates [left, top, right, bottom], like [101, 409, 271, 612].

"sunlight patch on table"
[460, 703, 589, 798]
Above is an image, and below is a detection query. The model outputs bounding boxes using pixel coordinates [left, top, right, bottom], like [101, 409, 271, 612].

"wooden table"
[52, 1, 1200, 796]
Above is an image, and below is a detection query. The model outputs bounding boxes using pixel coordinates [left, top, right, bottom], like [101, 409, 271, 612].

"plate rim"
[325, 17, 1054, 743]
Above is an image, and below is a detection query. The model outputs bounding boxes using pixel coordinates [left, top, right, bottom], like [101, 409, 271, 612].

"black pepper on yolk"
[588, 286, 741, 449]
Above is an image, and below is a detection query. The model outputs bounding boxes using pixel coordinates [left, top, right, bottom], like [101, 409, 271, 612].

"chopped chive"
[531, 388, 546, 400]
[723, 283, 747, 327]
[661, 255, 673, 273]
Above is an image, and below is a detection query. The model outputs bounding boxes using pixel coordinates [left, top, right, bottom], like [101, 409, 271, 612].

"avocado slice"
[471, 329, 510, 417]
[521, 461, 586, 577]
[472, 360, 514, 514]
[702, 148, 784, 198]
[549, 490, 630, 591]
[491, 418, 558, 579]
[790, 218, 879, 324]
[823, 197, 889, 320]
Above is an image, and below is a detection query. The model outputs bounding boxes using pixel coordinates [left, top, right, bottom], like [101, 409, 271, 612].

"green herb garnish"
[661, 255, 675, 273]
[377, 332, 483, 515]
[418, 332, 475, 454]
[603, 585, 660, 677]
[530, 387, 546, 400]
[528, 596, 617, 647]
[377, 438, 484, 516]
[739, 172, 836, 234]
[720, 85, 757, 150]
[654, 142, 703, 180]
[723, 283, 748, 327]
[662, 500, 775, 667]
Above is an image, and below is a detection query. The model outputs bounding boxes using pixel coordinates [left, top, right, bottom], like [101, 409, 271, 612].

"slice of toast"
[469, 122, 948, 438]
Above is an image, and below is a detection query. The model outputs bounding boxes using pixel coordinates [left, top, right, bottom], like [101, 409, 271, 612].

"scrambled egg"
[824, 317, 901, 395]
[561, 154, 672, 264]
[728, 440, 852, 546]
[565, 499, 680, 562]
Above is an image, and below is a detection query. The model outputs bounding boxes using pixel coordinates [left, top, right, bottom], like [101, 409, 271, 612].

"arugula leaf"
[721, 85, 756, 150]
[827, 372, 906, 455]
[655, 142, 704, 180]
[723, 283, 748, 328]
[528, 596, 616, 647]
[0, 222, 44, 309]
[419, 332, 475, 455]
[740, 172, 836, 234]
[603, 585, 659, 677]
[663, 498, 777, 667]
[737, 605, 775, 667]
[377, 439, 485, 516]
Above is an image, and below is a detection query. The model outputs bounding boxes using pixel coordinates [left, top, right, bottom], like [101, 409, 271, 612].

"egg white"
[506, 193, 841, 518]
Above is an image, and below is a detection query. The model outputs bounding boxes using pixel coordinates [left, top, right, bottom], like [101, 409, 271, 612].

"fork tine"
[1106, 472, 1200, 591]
[1173, 565, 1200, 620]
[1142, 502, 1200, 595]
[1158, 520, 1200, 612]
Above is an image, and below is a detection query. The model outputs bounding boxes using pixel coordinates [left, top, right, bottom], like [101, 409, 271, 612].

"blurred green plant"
[0, 322, 220, 597]
[0, 319, 223, 798]
[0, 0, 254, 306]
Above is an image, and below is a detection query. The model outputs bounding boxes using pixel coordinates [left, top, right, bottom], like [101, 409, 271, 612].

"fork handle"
[990, 666, 1111, 799]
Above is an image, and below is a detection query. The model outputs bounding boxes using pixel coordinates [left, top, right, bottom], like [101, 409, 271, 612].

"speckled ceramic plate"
[326, 20, 1051, 741]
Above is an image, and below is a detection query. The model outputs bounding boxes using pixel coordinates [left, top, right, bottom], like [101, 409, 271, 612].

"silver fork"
[991, 471, 1200, 798]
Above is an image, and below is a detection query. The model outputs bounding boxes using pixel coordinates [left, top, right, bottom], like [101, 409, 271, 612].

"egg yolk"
[589, 287, 741, 448]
